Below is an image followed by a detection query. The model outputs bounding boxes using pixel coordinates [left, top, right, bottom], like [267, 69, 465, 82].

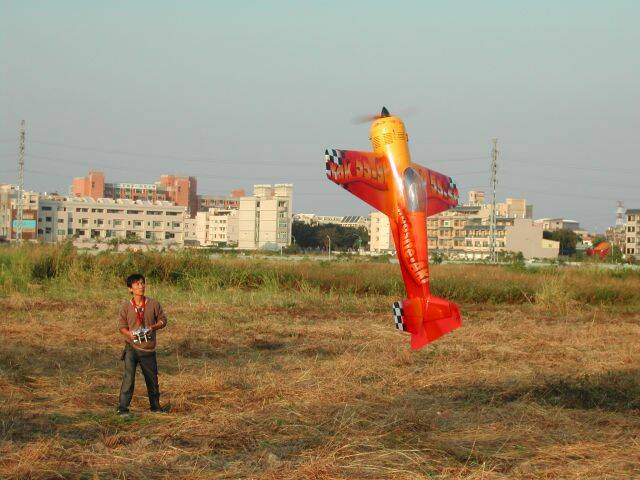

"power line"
[505, 157, 640, 173]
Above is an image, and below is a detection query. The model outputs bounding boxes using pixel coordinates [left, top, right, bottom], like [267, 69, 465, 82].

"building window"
[42, 206, 52, 211]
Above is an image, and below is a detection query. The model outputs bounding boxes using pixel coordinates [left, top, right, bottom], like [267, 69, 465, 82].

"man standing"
[117, 273, 168, 415]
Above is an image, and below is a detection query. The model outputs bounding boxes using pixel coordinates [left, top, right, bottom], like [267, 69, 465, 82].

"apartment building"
[369, 211, 394, 253]
[368, 198, 557, 259]
[185, 209, 239, 247]
[71, 171, 198, 215]
[197, 190, 244, 212]
[0, 184, 40, 241]
[534, 218, 580, 232]
[466, 191, 532, 219]
[605, 225, 626, 253]
[497, 198, 533, 219]
[625, 209, 640, 260]
[37, 197, 186, 244]
[238, 184, 293, 250]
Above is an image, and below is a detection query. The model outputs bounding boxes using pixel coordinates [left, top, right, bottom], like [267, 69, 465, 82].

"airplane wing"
[412, 163, 459, 217]
[325, 149, 393, 216]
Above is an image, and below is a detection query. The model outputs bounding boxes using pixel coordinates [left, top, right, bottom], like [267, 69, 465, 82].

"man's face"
[129, 280, 146, 297]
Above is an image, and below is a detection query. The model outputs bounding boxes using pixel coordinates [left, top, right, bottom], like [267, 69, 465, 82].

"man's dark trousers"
[119, 344, 160, 411]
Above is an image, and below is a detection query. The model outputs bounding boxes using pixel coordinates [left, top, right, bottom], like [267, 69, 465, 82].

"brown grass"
[1, 260, 639, 479]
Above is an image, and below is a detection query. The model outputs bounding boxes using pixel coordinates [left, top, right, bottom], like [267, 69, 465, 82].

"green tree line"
[292, 221, 369, 251]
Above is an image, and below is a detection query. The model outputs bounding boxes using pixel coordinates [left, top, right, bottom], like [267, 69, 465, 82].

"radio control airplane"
[325, 107, 462, 349]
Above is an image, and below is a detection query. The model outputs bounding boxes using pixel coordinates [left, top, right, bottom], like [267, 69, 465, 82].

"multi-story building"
[625, 209, 640, 260]
[605, 225, 626, 253]
[534, 218, 580, 232]
[467, 190, 485, 206]
[238, 184, 293, 250]
[0, 184, 40, 241]
[369, 211, 394, 253]
[197, 190, 244, 212]
[466, 191, 532, 219]
[497, 198, 533, 219]
[71, 171, 198, 216]
[369, 197, 557, 259]
[37, 197, 186, 245]
[185, 209, 239, 247]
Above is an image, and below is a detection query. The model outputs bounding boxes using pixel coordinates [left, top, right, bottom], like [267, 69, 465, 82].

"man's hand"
[150, 320, 166, 331]
[120, 327, 134, 341]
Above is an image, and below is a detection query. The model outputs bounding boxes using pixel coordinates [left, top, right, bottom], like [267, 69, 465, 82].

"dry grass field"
[1, 246, 639, 479]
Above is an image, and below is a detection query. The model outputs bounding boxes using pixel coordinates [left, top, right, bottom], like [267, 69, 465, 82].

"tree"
[292, 221, 369, 251]
[544, 229, 581, 256]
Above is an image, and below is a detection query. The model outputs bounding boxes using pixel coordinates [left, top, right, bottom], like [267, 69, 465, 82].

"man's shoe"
[150, 404, 171, 413]
[117, 408, 131, 417]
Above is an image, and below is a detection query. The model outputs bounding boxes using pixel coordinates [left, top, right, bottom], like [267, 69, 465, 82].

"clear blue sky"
[1, 1, 638, 231]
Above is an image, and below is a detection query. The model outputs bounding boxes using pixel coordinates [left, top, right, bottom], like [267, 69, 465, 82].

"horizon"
[2, 2, 639, 231]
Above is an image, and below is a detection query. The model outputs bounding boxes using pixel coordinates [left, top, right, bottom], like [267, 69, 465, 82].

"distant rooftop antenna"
[616, 200, 624, 227]
[489, 138, 498, 263]
[16, 120, 25, 243]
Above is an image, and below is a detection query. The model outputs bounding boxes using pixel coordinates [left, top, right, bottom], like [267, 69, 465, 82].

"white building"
[238, 184, 293, 250]
[534, 218, 580, 232]
[625, 209, 640, 260]
[369, 209, 558, 260]
[184, 209, 239, 247]
[37, 196, 187, 245]
[0, 184, 41, 241]
[505, 218, 560, 259]
[369, 212, 395, 254]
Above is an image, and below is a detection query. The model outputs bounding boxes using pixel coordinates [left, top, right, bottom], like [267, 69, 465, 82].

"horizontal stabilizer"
[392, 295, 462, 350]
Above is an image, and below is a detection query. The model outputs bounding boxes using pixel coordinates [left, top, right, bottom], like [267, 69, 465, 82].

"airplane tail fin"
[392, 295, 462, 350]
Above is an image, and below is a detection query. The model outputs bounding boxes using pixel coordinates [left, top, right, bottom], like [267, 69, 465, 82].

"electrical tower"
[616, 201, 625, 227]
[16, 120, 25, 243]
[488, 138, 498, 263]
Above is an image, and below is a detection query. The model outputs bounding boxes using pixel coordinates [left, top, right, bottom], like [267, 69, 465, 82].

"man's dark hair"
[126, 273, 145, 288]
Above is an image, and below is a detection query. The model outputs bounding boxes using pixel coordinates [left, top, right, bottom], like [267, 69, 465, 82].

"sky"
[1, 1, 639, 231]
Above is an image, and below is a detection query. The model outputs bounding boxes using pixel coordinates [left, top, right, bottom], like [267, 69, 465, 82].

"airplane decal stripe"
[392, 301, 405, 331]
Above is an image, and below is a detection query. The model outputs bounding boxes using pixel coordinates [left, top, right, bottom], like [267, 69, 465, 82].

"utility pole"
[489, 138, 498, 263]
[16, 120, 25, 243]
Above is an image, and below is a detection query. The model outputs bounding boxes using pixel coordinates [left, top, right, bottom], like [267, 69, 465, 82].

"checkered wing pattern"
[325, 149, 347, 189]
[392, 301, 405, 331]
